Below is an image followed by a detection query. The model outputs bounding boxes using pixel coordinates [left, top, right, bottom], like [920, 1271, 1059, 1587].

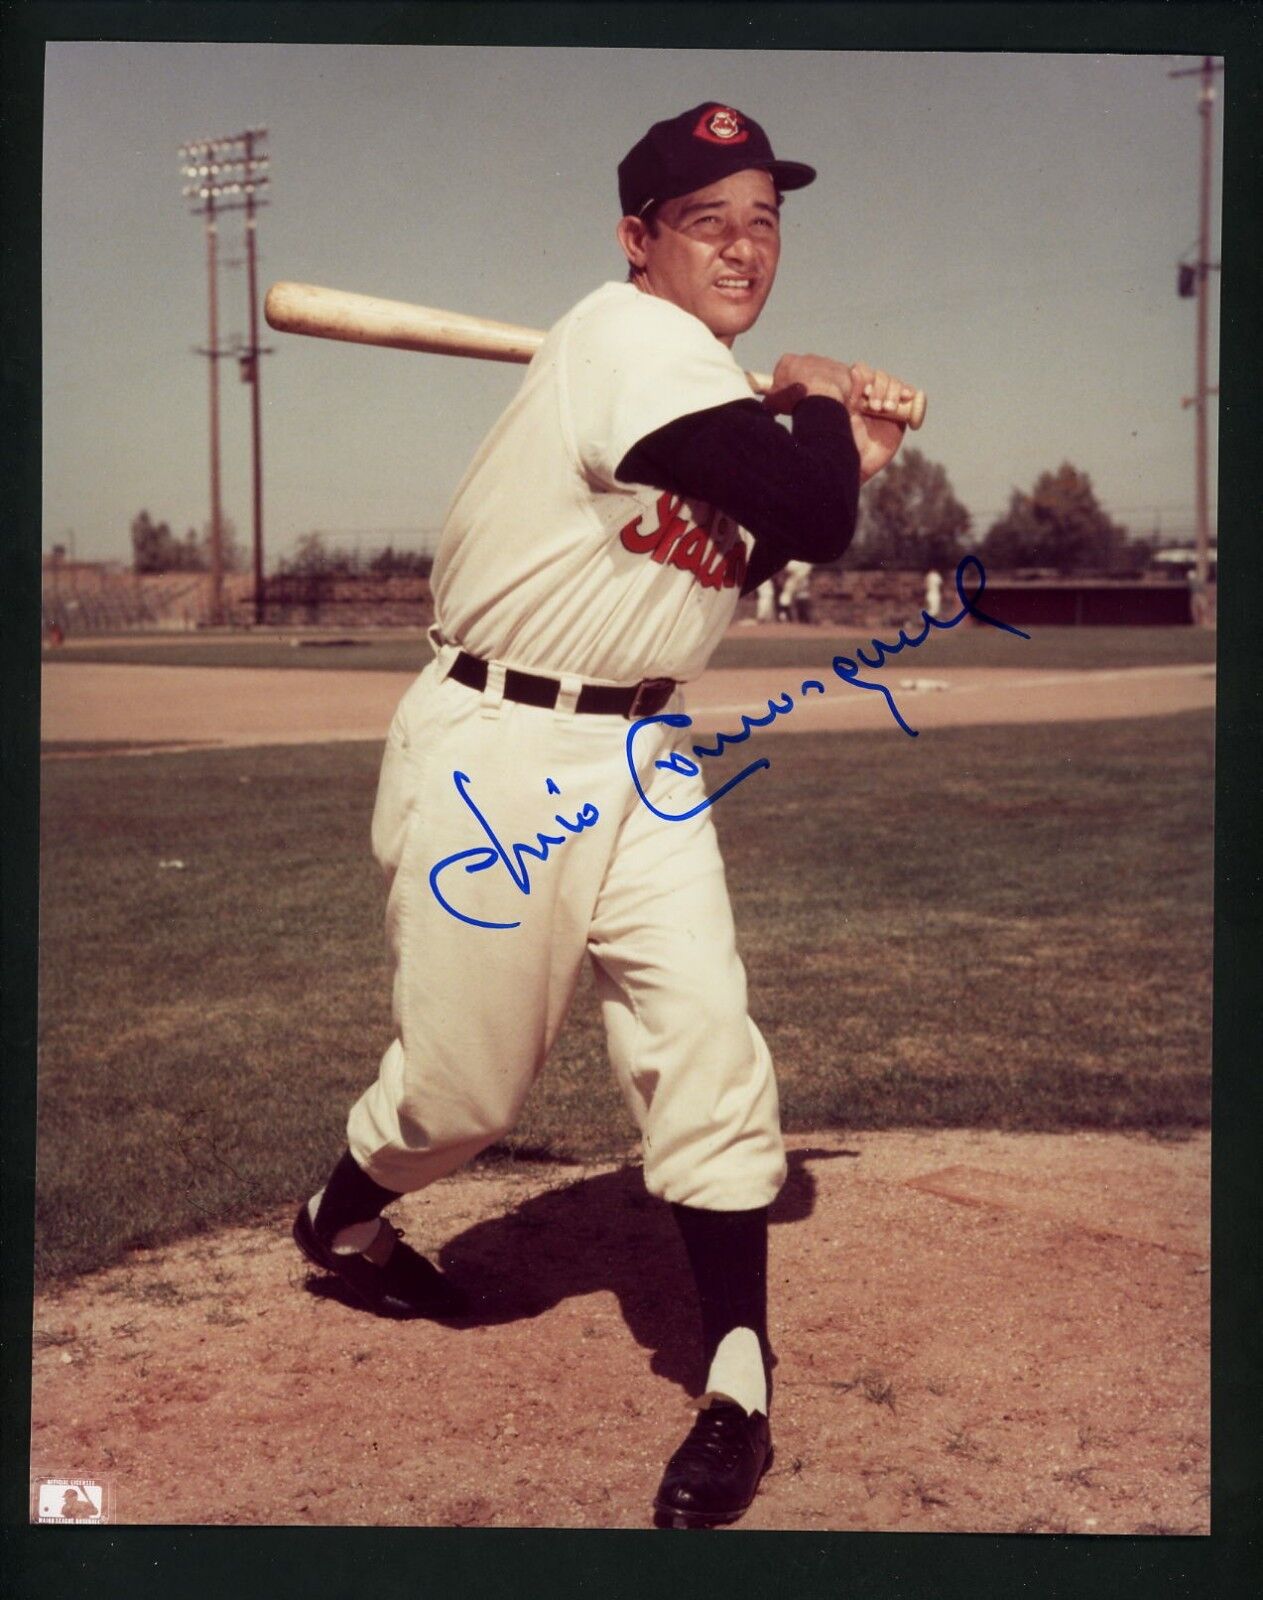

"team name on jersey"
[618, 491, 748, 592]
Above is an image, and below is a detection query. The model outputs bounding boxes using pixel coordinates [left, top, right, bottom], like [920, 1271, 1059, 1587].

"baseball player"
[294, 102, 911, 1528]
[777, 558, 815, 623]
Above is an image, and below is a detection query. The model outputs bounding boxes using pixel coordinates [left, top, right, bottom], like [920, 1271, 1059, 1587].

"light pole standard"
[241, 128, 270, 625]
[179, 129, 270, 625]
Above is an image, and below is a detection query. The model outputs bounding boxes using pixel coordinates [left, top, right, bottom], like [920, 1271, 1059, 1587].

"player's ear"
[616, 215, 649, 272]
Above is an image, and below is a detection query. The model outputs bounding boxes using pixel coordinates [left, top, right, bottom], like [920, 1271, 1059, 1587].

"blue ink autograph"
[627, 553, 1028, 821]
[430, 555, 1027, 923]
[428, 773, 601, 930]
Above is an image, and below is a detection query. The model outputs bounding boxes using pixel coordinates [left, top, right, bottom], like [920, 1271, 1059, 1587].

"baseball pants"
[346, 646, 786, 1211]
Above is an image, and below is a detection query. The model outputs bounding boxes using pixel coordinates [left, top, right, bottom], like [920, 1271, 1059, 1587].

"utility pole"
[179, 129, 270, 626]
[241, 128, 270, 625]
[1170, 57, 1222, 616]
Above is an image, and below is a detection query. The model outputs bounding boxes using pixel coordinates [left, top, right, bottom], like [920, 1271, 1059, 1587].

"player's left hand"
[847, 362, 913, 481]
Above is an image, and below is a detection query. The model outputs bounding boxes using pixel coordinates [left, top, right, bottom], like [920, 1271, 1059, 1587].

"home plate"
[903, 1164, 1207, 1258]
[898, 677, 950, 692]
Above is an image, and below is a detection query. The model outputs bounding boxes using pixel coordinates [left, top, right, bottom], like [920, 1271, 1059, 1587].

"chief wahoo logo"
[694, 105, 748, 145]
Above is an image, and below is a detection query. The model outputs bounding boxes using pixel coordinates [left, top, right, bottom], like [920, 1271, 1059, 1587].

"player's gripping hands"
[763, 352, 912, 481]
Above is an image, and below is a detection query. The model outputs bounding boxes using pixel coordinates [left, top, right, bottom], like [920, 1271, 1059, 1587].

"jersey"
[429, 281, 758, 686]
[778, 560, 814, 606]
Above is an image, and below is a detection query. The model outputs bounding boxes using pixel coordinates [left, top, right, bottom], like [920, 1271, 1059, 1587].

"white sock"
[703, 1326, 767, 1416]
[307, 1191, 389, 1257]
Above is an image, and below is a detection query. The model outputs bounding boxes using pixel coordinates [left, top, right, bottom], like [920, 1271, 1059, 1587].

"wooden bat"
[265, 280, 927, 430]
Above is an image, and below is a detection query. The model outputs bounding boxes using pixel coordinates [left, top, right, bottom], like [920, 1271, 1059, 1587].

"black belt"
[448, 650, 677, 720]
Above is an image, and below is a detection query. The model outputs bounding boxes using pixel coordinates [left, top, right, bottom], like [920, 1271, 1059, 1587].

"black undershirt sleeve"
[616, 394, 861, 596]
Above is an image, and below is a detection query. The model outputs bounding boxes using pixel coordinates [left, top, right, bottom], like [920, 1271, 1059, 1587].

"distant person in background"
[777, 560, 814, 623]
[754, 578, 777, 623]
[924, 567, 943, 620]
[1188, 571, 1208, 628]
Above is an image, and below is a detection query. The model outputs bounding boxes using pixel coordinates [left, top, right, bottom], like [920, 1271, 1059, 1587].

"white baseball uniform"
[345, 283, 788, 1210]
[777, 559, 813, 620]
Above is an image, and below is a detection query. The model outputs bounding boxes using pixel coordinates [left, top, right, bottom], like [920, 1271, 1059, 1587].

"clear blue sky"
[42, 44, 1222, 565]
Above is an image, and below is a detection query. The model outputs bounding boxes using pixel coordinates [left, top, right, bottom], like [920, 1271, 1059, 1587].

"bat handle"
[744, 370, 926, 431]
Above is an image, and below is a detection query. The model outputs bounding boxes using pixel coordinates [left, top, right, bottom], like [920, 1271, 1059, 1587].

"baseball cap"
[618, 102, 816, 218]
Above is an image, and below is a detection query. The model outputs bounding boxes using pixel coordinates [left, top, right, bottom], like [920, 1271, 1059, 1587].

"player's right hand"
[847, 360, 914, 481]
[761, 353, 854, 414]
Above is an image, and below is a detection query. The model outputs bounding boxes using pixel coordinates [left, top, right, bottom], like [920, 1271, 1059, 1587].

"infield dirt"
[30, 1128, 1208, 1532]
[40, 659, 1215, 751]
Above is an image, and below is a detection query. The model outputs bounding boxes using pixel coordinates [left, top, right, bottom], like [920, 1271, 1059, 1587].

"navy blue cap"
[618, 102, 816, 218]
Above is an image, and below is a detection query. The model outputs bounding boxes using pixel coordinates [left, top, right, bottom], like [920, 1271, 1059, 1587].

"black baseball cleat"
[653, 1400, 773, 1529]
[292, 1203, 469, 1319]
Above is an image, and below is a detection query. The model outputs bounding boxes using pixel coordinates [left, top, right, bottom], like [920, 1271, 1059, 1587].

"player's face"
[633, 168, 781, 345]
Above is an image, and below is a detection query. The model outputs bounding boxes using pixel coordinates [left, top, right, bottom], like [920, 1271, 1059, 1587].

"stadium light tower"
[179, 128, 271, 625]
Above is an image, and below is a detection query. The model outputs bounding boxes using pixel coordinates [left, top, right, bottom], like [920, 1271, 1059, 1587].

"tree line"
[277, 533, 434, 579]
[130, 510, 247, 574]
[130, 518, 434, 579]
[850, 451, 1155, 575]
[130, 455, 1167, 579]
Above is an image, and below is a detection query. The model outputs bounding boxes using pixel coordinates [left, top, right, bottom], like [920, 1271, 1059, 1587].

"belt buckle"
[626, 677, 676, 720]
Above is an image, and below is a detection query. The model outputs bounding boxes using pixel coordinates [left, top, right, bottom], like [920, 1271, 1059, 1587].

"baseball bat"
[265, 281, 927, 430]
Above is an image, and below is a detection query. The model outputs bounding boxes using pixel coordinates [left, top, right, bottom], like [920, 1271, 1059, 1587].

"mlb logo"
[33, 1479, 107, 1524]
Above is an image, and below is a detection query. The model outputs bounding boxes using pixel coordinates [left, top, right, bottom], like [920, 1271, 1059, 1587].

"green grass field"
[36, 709, 1213, 1282]
[42, 624, 1218, 675]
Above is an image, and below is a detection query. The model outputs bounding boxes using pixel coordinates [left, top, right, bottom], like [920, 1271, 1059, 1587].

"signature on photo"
[429, 556, 1029, 927]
